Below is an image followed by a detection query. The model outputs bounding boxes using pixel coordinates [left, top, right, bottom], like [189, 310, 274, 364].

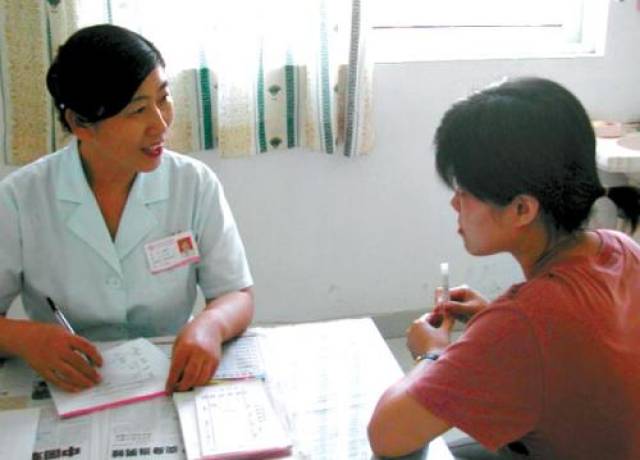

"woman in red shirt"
[368, 77, 640, 460]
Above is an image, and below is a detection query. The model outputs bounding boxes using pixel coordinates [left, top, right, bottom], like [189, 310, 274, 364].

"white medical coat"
[0, 141, 253, 340]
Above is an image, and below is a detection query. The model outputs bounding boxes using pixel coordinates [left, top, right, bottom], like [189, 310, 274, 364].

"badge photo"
[144, 231, 200, 274]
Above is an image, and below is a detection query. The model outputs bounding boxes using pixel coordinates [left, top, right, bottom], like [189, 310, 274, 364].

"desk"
[0, 318, 453, 459]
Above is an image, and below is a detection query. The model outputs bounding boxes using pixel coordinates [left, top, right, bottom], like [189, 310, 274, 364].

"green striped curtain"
[0, 0, 373, 165]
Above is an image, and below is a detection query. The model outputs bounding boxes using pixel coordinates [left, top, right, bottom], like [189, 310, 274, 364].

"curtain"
[0, 0, 373, 165]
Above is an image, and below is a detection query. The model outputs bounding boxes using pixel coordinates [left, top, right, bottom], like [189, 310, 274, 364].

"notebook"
[173, 380, 292, 460]
[49, 338, 170, 418]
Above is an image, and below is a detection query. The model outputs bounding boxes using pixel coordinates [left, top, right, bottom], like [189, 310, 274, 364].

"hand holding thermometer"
[427, 262, 450, 327]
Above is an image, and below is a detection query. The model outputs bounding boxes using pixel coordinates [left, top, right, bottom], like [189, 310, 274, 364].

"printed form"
[49, 338, 170, 418]
[174, 380, 291, 460]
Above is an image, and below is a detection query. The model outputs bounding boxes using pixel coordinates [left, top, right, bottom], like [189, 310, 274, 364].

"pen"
[46, 297, 76, 335]
[440, 262, 450, 303]
[47, 297, 96, 367]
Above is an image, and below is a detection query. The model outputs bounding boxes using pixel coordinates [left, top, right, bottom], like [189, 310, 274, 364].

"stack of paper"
[174, 380, 291, 460]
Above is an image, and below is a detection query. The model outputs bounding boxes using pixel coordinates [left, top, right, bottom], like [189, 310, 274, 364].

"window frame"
[369, 0, 610, 63]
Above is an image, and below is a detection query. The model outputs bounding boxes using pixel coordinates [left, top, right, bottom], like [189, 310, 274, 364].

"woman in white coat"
[0, 24, 254, 394]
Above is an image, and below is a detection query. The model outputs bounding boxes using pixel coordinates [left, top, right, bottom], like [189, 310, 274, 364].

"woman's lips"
[143, 144, 164, 157]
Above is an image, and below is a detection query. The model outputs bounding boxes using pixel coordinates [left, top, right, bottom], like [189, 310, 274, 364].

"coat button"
[106, 277, 122, 288]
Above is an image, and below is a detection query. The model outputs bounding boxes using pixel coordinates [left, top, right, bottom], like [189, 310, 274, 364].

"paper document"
[50, 338, 170, 418]
[0, 407, 40, 458]
[102, 397, 184, 459]
[33, 405, 100, 459]
[174, 380, 291, 460]
[213, 334, 266, 380]
[259, 319, 402, 459]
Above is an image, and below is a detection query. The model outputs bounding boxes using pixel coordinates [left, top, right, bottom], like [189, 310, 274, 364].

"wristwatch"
[414, 352, 440, 363]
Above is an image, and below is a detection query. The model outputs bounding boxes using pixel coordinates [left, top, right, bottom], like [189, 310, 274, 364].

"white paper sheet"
[213, 333, 266, 380]
[174, 380, 291, 460]
[0, 407, 40, 459]
[259, 318, 403, 459]
[102, 396, 185, 459]
[49, 338, 170, 418]
[32, 405, 100, 460]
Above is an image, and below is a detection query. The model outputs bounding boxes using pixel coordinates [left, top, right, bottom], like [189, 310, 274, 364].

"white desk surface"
[259, 318, 454, 460]
[596, 136, 640, 174]
[0, 318, 453, 459]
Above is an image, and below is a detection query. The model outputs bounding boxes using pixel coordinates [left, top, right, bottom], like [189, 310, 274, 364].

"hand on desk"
[166, 312, 223, 393]
[20, 323, 102, 392]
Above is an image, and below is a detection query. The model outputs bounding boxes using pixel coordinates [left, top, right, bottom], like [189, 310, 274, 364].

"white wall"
[3, 3, 639, 324]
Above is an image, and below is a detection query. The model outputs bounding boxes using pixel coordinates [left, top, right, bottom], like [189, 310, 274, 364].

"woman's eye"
[130, 106, 146, 115]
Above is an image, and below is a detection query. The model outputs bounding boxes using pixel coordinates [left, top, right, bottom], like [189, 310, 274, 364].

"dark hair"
[46, 24, 165, 131]
[435, 77, 640, 234]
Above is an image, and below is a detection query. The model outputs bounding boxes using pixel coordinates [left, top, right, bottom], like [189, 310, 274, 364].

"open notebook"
[173, 380, 292, 460]
[49, 338, 170, 418]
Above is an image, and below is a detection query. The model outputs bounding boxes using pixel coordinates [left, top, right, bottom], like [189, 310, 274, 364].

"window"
[370, 0, 610, 62]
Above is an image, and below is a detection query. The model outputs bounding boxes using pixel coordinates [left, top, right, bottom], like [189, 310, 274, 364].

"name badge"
[144, 230, 200, 274]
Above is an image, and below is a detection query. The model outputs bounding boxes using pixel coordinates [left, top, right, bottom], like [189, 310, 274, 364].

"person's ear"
[64, 109, 94, 141]
[511, 194, 540, 227]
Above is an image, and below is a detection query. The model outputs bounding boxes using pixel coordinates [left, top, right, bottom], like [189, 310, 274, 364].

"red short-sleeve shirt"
[408, 230, 640, 460]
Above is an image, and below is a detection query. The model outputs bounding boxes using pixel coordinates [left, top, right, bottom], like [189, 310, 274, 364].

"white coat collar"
[54, 140, 170, 276]
[54, 140, 170, 204]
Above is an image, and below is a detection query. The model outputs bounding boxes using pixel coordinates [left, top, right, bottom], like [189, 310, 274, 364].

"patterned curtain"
[0, 0, 373, 165]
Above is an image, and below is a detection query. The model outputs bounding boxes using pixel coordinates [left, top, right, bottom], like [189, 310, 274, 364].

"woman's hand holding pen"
[18, 322, 102, 392]
[166, 311, 223, 393]
[428, 285, 489, 327]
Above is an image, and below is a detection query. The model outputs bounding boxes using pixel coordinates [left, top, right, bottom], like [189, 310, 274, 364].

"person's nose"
[147, 105, 169, 137]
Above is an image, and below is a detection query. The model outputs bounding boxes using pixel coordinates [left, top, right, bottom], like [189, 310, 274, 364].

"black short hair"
[435, 77, 605, 234]
[46, 24, 165, 131]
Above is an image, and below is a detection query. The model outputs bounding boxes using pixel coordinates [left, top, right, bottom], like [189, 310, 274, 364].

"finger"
[43, 370, 79, 393]
[196, 360, 216, 387]
[166, 351, 188, 393]
[433, 287, 443, 304]
[443, 301, 476, 316]
[69, 337, 103, 367]
[430, 303, 447, 319]
[440, 314, 455, 333]
[204, 353, 221, 383]
[176, 357, 204, 392]
[56, 361, 96, 390]
[62, 349, 101, 384]
[448, 285, 471, 301]
[427, 312, 444, 327]
[43, 366, 89, 392]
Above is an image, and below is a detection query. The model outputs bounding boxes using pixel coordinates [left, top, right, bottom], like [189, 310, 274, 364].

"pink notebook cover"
[58, 389, 168, 419]
[202, 445, 292, 460]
